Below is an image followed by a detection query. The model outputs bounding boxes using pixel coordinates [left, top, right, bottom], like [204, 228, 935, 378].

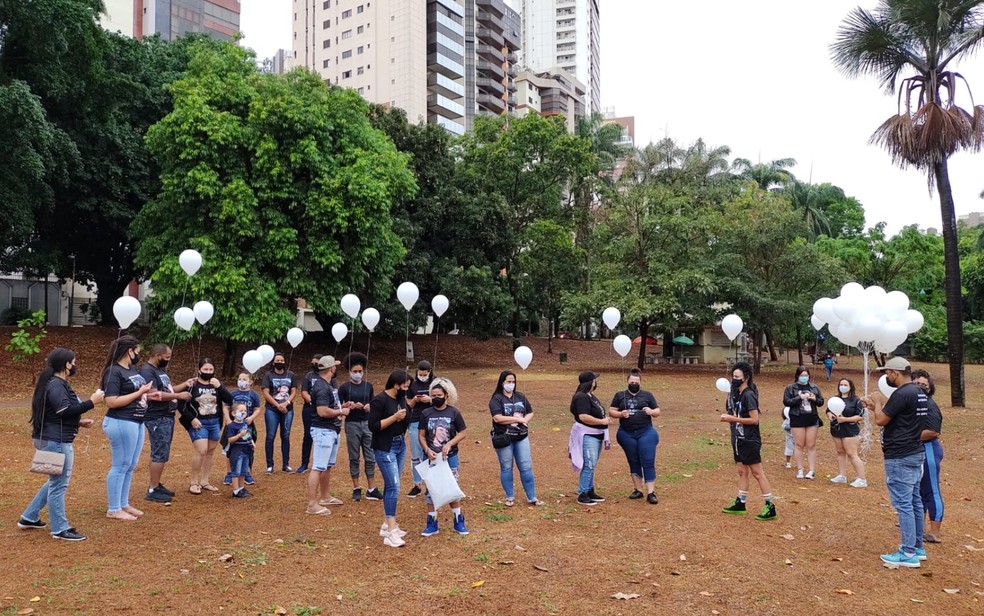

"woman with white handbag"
[19, 348, 104, 541]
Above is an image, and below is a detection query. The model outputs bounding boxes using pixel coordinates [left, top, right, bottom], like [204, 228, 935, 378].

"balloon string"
[195, 330, 203, 367]
[365, 332, 372, 379]
[405, 311, 410, 372]
[347, 317, 355, 360]
[169, 278, 190, 364]
[433, 316, 440, 371]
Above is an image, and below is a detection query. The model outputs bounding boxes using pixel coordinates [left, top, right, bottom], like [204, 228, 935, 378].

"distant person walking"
[783, 366, 824, 480]
[489, 370, 542, 507]
[826, 378, 867, 488]
[19, 348, 104, 541]
[823, 354, 837, 381]
[912, 369, 944, 544]
[609, 368, 660, 505]
[568, 371, 610, 507]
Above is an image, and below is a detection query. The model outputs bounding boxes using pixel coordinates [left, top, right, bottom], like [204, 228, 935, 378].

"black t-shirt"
[407, 376, 434, 423]
[310, 376, 342, 432]
[923, 398, 942, 439]
[489, 391, 532, 437]
[881, 382, 929, 459]
[368, 391, 410, 450]
[262, 370, 296, 411]
[37, 377, 94, 442]
[140, 363, 177, 419]
[181, 380, 233, 423]
[727, 387, 761, 444]
[829, 395, 864, 438]
[571, 391, 606, 438]
[610, 389, 659, 431]
[103, 364, 149, 422]
[420, 405, 467, 456]
[339, 380, 375, 422]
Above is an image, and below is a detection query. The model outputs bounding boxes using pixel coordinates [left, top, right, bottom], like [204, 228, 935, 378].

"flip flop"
[319, 497, 344, 506]
[504, 498, 515, 507]
[924, 534, 941, 543]
[201, 484, 219, 492]
[189, 484, 202, 495]
[306, 507, 331, 515]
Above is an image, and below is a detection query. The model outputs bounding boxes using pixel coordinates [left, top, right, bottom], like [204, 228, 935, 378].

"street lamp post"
[69, 254, 76, 326]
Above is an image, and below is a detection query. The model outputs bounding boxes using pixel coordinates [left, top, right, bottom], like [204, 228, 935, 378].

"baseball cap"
[316, 355, 341, 370]
[578, 370, 599, 384]
[875, 357, 911, 372]
[417, 360, 433, 371]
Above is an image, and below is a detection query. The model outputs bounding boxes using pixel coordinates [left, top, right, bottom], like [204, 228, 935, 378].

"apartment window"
[357, 45, 364, 54]
[342, 49, 352, 58]
[323, 39, 330, 48]
[367, 64, 370, 68]
[357, 5, 364, 13]
[342, 9, 352, 18]
[342, 70, 352, 79]
[391, 79, 395, 84]
[323, 20, 330, 29]
[357, 66, 364, 75]
[342, 30, 352, 39]
[323, 1, 330, 8]
[323, 59, 330, 68]
[293, 12, 296, 20]
[357, 25, 364, 34]
[358, 87, 364, 94]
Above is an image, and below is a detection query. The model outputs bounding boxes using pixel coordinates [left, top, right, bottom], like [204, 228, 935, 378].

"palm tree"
[831, 0, 984, 406]
[731, 157, 797, 192]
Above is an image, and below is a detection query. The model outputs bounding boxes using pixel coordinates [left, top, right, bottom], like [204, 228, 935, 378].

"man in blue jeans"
[866, 357, 929, 568]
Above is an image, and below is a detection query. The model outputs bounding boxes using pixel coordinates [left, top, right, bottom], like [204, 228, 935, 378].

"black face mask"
[431, 397, 446, 408]
[68, 363, 78, 377]
[627, 383, 640, 394]
[311, 364, 319, 371]
[732, 378, 744, 389]
[158, 358, 170, 370]
[129, 350, 140, 364]
[200, 372, 214, 381]
[273, 362, 286, 371]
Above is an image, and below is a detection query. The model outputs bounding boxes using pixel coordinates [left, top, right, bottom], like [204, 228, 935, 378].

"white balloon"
[173, 307, 195, 331]
[242, 350, 264, 374]
[612, 334, 632, 358]
[340, 294, 361, 319]
[903, 309, 924, 334]
[878, 320, 909, 349]
[331, 322, 348, 343]
[832, 295, 856, 323]
[514, 345, 533, 370]
[113, 296, 141, 329]
[855, 313, 882, 342]
[827, 396, 846, 416]
[602, 307, 621, 330]
[840, 282, 865, 298]
[715, 377, 730, 393]
[885, 290, 910, 317]
[813, 297, 835, 323]
[396, 282, 419, 311]
[178, 249, 202, 276]
[257, 344, 275, 365]
[193, 300, 214, 325]
[721, 314, 743, 341]
[432, 294, 449, 317]
[287, 327, 304, 348]
[810, 314, 825, 331]
[362, 308, 380, 332]
[874, 340, 896, 354]
[878, 374, 897, 398]
[865, 285, 887, 303]
[836, 322, 859, 347]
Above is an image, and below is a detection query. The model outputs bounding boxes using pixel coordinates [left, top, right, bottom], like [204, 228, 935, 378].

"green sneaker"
[721, 497, 747, 515]
[755, 502, 777, 521]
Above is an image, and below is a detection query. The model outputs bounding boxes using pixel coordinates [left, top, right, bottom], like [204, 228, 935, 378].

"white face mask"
[418, 374, 429, 382]
[838, 385, 850, 394]
[234, 411, 247, 422]
[351, 372, 363, 383]
[503, 382, 516, 393]
[237, 380, 249, 389]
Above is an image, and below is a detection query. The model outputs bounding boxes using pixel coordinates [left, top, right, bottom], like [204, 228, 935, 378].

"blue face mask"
[798, 376, 809, 385]
[839, 385, 850, 394]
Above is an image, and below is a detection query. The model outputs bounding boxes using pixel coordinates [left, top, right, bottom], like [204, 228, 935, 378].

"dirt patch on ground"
[2, 331, 983, 614]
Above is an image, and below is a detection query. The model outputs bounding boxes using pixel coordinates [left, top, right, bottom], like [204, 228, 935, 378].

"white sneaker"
[830, 475, 847, 484]
[796, 469, 804, 479]
[379, 523, 407, 538]
[850, 478, 868, 488]
[383, 531, 406, 547]
[805, 471, 815, 480]
[785, 462, 792, 469]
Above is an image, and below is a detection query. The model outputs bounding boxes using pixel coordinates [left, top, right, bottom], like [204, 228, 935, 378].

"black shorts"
[732, 437, 762, 465]
[789, 412, 821, 429]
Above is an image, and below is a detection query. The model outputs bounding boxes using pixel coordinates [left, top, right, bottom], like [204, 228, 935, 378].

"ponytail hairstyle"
[384, 369, 411, 391]
[30, 348, 76, 437]
[733, 361, 758, 393]
[101, 335, 140, 390]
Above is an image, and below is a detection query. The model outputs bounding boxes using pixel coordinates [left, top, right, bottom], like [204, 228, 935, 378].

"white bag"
[415, 454, 466, 510]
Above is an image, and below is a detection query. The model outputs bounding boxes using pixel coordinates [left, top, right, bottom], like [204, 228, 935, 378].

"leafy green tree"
[133, 42, 414, 371]
[731, 157, 797, 192]
[831, 0, 984, 405]
[518, 220, 583, 352]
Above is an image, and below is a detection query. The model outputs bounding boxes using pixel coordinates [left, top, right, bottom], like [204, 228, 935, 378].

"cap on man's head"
[316, 355, 341, 370]
[417, 360, 433, 371]
[578, 370, 599, 384]
[876, 357, 911, 372]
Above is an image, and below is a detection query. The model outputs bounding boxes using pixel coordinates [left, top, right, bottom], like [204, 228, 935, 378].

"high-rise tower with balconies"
[463, 0, 521, 131]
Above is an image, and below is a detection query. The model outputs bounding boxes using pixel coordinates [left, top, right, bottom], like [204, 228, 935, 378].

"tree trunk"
[547, 308, 554, 354]
[94, 275, 132, 326]
[934, 159, 965, 407]
[752, 330, 762, 374]
[222, 338, 240, 378]
[796, 324, 804, 366]
[766, 330, 778, 361]
[636, 319, 649, 370]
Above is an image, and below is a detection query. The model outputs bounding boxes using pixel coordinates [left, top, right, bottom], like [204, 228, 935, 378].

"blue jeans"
[578, 435, 603, 495]
[375, 437, 406, 517]
[103, 416, 144, 512]
[264, 407, 294, 468]
[310, 427, 340, 471]
[884, 451, 926, 554]
[920, 440, 944, 522]
[408, 421, 423, 484]
[22, 439, 74, 535]
[495, 436, 536, 501]
[616, 425, 659, 483]
[188, 416, 221, 442]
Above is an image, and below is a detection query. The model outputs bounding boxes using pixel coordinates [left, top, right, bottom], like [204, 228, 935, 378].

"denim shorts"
[188, 417, 221, 442]
[145, 415, 175, 463]
[229, 447, 251, 477]
[311, 427, 340, 471]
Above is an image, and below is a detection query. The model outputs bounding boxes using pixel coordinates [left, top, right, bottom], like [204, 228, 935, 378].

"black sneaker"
[365, 488, 383, 501]
[145, 489, 172, 503]
[245, 475, 255, 486]
[577, 492, 597, 506]
[233, 489, 252, 499]
[755, 502, 777, 521]
[647, 492, 659, 505]
[628, 489, 644, 500]
[407, 485, 422, 498]
[353, 488, 363, 502]
[155, 483, 176, 497]
[588, 489, 605, 503]
[721, 497, 747, 515]
[17, 518, 47, 530]
[52, 529, 87, 541]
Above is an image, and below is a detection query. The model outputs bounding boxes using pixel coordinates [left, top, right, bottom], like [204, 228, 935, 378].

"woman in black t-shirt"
[609, 369, 661, 504]
[19, 348, 104, 541]
[368, 370, 411, 547]
[489, 370, 542, 507]
[913, 370, 944, 543]
[782, 366, 825, 480]
[178, 358, 232, 494]
[569, 371, 611, 506]
[825, 377, 867, 488]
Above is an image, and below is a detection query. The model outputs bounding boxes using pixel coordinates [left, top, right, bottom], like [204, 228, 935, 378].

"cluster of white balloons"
[811, 283, 924, 353]
[242, 344, 276, 374]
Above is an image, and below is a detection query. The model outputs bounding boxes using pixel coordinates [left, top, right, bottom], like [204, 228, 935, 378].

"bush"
[4, 310, 47, 363]
[1, 306, 32, 325]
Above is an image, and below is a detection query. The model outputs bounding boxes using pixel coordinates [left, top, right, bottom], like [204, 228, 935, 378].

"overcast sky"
[239, 0, 984, 235]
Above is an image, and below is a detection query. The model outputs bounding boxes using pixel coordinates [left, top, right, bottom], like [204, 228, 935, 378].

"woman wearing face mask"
[19, 348, 105, 541]
[102, 335, 161, 520]
[405, 360, 433, 498]
[782, 366, 824, 479]
[912, 369, 944, 543]
[297, 354, 324, 474]
[419, 379, 468, 537]
[825, 378, 867, 488]
[568, 371, 611, 507]
[368, 370, 411, 547]
[178, 358, 232, 494]
[489, 370, 543, 507]
[262, 353, 297, 474]
[609, 368, 661, 504]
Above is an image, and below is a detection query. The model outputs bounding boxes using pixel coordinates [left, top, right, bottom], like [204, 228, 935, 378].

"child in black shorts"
[720, 362, 776, 521]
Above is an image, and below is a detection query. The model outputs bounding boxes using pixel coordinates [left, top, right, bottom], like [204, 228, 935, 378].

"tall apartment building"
[293, 0, 468, 135]
[518, 0, 600, 114]
[514, 66, 585, 133]
[100, 1, 241, 41]
[463, 0, 521, 131]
